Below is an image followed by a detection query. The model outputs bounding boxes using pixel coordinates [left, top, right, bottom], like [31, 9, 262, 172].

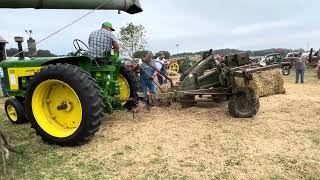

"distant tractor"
[259, 53, 292, 75]
[169, 57, 196, 74]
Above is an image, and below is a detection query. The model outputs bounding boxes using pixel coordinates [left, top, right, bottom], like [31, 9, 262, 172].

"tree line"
[6, 48, 57, 57]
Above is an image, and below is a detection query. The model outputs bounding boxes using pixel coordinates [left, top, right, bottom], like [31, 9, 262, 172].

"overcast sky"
[1, 0, 320, 55]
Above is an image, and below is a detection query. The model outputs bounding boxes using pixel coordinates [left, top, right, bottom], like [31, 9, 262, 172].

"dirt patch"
[55, 72, 320, 179]
[2, 70, 320, 179]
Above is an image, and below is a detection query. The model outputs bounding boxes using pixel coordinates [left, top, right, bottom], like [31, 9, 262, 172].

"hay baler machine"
[152, 50, 281, 118]
[0, 0, 142, 146]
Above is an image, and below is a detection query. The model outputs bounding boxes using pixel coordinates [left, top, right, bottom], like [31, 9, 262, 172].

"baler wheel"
[25, 63, 104, 146]
[180, 95, 196, 108]
[228, 93, 260, 118]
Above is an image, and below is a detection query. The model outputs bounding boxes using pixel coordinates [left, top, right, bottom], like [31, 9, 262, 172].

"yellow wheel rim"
[169, 62, 180, 73]
[116, 74, 130, 101]
[7, 104, 18, 122]
[32, 80, 82, 138]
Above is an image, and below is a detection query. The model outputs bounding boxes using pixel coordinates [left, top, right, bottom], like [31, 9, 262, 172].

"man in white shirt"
[154, 52, 167, 85]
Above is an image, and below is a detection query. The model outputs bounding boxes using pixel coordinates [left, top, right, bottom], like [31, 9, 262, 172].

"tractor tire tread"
[228, 93, 260, 118]
[25, 63, 104, 146]
[120, 66, 139, 110]
[4, 98, 27, 124]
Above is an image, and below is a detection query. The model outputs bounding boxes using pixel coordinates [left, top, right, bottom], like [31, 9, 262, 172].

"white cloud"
[231, 20, 296, 35]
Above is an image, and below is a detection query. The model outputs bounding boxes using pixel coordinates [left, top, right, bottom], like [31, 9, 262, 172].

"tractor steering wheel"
[73, 39, 89, 55]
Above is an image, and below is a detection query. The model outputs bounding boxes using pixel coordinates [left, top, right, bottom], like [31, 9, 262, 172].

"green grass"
[284, 67, 319, 84]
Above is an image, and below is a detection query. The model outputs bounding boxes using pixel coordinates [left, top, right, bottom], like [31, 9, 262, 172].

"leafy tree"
[155, 51, 171, 59]
[37, 50, 57, 57]
[6, 48, 57, 57]
[133, 50, 149, 59]
[119, 23, 147, 57]
[6, 48, 24, 57]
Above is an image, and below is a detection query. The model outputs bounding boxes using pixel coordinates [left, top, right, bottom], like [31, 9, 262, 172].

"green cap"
[102, 21, 115, 31]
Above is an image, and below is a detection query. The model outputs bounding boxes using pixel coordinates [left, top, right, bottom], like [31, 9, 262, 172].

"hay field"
[0, 69, 320, 179]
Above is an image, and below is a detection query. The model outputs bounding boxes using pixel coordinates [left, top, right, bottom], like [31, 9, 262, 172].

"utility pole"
[176, 43, 179, 54]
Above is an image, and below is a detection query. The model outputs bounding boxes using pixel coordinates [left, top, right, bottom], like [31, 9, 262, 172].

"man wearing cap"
[88, 21, 120, 59]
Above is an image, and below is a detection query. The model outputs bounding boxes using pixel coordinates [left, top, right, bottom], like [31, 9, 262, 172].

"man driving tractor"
[88, 21, 120, 60]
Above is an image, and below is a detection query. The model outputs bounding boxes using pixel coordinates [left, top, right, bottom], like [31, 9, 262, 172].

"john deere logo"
[25, 69, 39, 73]
[9, 70, 15, 73]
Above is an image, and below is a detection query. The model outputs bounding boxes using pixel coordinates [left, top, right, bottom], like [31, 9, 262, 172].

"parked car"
[284, 52, 301, 64]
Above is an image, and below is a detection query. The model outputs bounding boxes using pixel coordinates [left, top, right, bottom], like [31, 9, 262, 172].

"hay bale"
[154, 75, 174, 93]
[157, 83, 172, 93]
[235, 68, 285, 97]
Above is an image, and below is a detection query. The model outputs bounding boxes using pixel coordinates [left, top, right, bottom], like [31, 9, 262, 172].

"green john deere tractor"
[0, 0, 142, 146]
[1, 38, 139, 146]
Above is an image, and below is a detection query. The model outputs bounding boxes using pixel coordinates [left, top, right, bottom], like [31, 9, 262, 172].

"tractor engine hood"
[0, 0, 142, 14]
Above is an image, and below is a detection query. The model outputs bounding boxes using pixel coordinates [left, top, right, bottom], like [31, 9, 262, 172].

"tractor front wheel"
[25, 63, 105, 146]
[4, 98, 27, 124]
[228, 93, 260, 118]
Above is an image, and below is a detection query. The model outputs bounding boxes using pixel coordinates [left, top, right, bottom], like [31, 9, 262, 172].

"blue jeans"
[296, 69, 304, 83]
[0, 78, 8, 97]
[140, 78, 157, 105]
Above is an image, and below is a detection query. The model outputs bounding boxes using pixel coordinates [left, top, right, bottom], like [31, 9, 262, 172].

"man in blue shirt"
[140, 51, 158, 106]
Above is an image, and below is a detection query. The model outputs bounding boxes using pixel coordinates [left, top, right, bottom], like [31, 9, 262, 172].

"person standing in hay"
[295, 53, 306, 83]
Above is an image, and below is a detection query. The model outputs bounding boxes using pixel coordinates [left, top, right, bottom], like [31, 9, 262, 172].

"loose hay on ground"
[235, 68, 285, 97]
[1, 70, 320, 179]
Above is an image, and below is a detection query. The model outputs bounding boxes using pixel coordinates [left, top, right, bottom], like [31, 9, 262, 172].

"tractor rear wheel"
[5, 98, 27, 124]
[228, 93, 260, 118]
[116, 67, 139, 110]
[25, 63, 105, 146]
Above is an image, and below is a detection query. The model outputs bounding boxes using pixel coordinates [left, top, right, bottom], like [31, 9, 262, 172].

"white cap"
[0, 35, 8, 43]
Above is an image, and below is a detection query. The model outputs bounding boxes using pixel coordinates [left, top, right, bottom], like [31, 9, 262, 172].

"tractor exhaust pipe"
[0, 0, 143, 14]
[14, 36, 24, 60]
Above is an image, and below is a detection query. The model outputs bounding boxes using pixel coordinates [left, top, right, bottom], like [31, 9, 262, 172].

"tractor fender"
[42, 56, 92, 71]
